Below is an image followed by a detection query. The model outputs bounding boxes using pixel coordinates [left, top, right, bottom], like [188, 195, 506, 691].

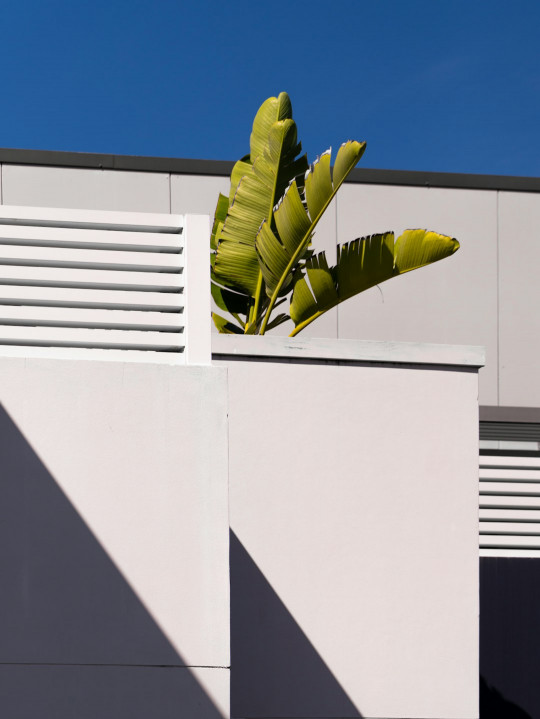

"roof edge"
[0, 147, 539, 192]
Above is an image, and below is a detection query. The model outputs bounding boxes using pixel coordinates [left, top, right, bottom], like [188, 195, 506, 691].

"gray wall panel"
[171, 173, 229, 215]
[336, 183, 498, 405]
[1, 165, 170, 212]
[498, 191, 540, 407]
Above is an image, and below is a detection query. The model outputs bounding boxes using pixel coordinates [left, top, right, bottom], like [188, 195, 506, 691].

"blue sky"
[0, 0, 538, 176]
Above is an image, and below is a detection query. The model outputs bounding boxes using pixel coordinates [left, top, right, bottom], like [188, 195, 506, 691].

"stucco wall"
[0, 334, 482, 719]
[215, 336, 482, 719]
[0, 358, 230, 718]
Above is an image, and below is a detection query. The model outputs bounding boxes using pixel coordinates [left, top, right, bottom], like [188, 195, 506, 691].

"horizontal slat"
[0, 285, 182, 311]
[480, 548, 540, 557]
[480, 455, 540, 469]
[479, 495, 540, 509]
[480, 481, 540, 496]
[480, 522, 540, 535]
[0, 206, 183, 234]
[0, 224, 183, 252]
[0, 244, 183, 272]
[480, 535, 540, 548]
[0, 344, 186, 363]
[0, 306, 183, 331]
[0, 326, 183, 351]
[0, 206, 192, 360]
[480, 440, 540, 452]
[480, 467, 540, 481]
[0, 266, 182, 291]
[480, 508, 540, 522]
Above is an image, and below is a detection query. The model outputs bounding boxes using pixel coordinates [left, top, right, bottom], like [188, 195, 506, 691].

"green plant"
[211, 92, 459, 336]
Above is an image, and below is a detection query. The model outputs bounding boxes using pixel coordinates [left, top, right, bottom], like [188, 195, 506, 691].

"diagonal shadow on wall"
[0, 404, 225, 719]
[230, 529, 363, 718]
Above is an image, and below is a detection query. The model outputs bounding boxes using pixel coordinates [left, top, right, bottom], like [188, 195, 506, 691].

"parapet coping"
[212, 334, 485, 368]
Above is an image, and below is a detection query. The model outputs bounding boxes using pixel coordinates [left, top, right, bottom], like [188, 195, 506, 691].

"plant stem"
[288, 311, 323, 337]
[246, 273, 264, 333]
[260, 148, 362, 335]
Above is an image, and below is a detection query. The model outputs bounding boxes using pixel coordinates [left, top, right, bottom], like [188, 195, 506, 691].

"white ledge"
[212, 335, 485, 368]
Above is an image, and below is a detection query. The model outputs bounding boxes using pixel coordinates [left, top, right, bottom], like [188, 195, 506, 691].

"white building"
[0, 148, 537, 718]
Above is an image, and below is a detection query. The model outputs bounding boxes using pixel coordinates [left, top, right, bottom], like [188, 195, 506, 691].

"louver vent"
[480, 455, 540, 557]
[0, 205, 209, 362]
[480, 421, 540, 445]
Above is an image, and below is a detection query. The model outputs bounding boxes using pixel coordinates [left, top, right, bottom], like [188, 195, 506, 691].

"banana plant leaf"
[289, 229, 459, 335]
[213, 118, 308, 298]
[264, 313, 290, 331]
[210, 193, 229, 251]
[211, 282, 250, 321]
[210, 93, 299, 329]
[255, 140, 366, 332]
[229, 156, 253, 204]
[250, 92, 293, 162]
[212, 312, 244, 334]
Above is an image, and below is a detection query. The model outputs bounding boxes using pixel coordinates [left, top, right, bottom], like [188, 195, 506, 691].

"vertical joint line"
[496, 190, 500, 405]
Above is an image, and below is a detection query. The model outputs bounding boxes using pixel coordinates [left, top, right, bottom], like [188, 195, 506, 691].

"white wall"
[0, 357, 230, 718]
[215, 336, 482, 719]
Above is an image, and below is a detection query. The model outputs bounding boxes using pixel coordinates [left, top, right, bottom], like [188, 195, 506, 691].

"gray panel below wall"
[0, 665, 228, 719]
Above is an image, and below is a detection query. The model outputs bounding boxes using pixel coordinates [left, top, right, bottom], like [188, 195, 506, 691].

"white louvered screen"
[480, 454, 540, 557]
[0, 206, 209, 363]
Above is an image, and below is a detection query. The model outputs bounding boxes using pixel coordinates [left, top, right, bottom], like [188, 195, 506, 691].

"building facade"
[0, 148, 538, 717]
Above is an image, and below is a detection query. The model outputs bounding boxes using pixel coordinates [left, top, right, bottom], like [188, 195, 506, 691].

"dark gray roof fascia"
[0, 147, 539, 193]
[348, 168, 540, 192]
[480, 406, 540, 423]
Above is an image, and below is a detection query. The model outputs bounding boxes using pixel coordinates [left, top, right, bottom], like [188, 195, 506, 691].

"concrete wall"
[0, 358, 230, 718]
[1, 159, 535, 409]
[215, 335, 482, 719]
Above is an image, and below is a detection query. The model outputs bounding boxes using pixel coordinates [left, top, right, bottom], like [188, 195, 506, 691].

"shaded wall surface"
[0, 359, 230, 718]
[0, 158, 537, 407]
[481, 558, 540, 719]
